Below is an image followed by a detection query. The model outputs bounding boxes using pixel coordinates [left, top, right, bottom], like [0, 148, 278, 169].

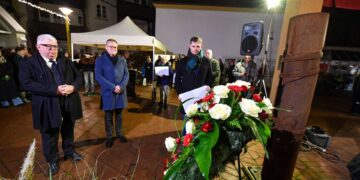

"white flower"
[165, 137, 177, 152]
[227, 80, 251, 88]
[186, 103, 198, 117]
[262, 98, 274, 115]
[164, 169, 168, 175]
[213, 96, 221, 104]
[262, 98, 274, 109]
[213, 85, 230, 98]
[199, 102, 209, 112]
[185, 120, 195, 134]
[239, 98, 262, 118]
[209, 104, 232, 120]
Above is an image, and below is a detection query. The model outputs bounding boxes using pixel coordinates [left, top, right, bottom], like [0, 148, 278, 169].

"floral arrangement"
[163, 80, 274, 180]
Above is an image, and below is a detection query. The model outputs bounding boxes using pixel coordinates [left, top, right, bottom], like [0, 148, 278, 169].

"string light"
[18, 0, 70, 21]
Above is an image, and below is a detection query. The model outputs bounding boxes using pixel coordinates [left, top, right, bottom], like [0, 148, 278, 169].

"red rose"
[252, 94, 263, 102]
[201, 121, 213, 133]
[250, 86, 255, 91]
[228, 85, 242, 93]
[259, 111, 269, 121]
[175, 138, 181, 144]
[183, 134, 194, 147]
[202, 92, 214, 102]
[240, 85, 248, 92]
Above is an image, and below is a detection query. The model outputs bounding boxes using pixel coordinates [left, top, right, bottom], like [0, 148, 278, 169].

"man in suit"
[19, 34, 83, 176]
[95, 39, 129, 148]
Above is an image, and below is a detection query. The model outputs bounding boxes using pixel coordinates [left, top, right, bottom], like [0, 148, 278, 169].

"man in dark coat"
[175, 36, 212, 95]
[95, 39, 129, 148]
[205, 49, 220, 87]
[19, 34, 83, 176]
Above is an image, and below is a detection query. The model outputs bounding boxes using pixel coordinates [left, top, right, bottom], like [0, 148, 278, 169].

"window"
[39, 10, 50, 22]
[53, 15, 62, 24]
[102, 6, 106, 18]
[96, 5, 101, 17]
[78, 16, 83, 25]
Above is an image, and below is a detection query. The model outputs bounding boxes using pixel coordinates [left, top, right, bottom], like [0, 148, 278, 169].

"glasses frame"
[39, 44, 59, 50]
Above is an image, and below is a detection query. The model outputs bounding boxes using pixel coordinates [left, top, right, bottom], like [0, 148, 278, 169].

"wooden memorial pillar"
[261, 13, 329, 180]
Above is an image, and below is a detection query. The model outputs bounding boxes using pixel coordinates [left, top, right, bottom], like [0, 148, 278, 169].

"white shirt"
[41, 55, 56, 68]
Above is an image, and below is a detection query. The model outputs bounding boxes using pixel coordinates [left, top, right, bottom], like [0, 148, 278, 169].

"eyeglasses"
[106, 45, 118, 49]
[39, 44, 59, 50]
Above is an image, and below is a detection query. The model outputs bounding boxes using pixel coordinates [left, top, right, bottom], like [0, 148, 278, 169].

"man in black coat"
[19, 34, 83, 176]
[175, 36, 212, 95]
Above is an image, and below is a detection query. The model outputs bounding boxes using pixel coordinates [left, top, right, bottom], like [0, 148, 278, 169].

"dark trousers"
[104, 109, 123, 139]
[40, 112, 75, 163]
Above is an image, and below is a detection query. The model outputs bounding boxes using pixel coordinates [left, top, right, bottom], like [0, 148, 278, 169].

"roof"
[0, 5, 26, 33]
[71, 16, 166, 52]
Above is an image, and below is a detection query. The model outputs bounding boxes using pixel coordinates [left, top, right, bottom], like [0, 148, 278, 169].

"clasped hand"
[114, 85, 122, 94]
[57, 84, 74, 96]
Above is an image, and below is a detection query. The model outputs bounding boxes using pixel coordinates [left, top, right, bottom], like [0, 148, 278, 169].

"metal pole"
[65, 16, 71, 57]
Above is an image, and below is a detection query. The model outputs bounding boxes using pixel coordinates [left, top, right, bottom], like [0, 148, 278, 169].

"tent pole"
[71, 43, 74, 61]
[152, 41, 156, 101]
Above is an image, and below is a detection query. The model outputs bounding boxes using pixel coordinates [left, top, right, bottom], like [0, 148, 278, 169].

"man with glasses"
[95, 39, 129, 148]
[19, 34, 83, 176]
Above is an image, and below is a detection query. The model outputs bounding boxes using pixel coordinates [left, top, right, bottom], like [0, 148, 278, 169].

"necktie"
[49, 60, 62, 85]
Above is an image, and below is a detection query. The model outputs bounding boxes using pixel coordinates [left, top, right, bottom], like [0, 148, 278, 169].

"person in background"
[95, 39, 129, 148]
[80, 53, 95, 96]
[19, 34, 83, 175]
[205, 49, 220, 87]
[125, 51, 137, 97]
[141, 56, 153, 86]
[13, 46, 31, 102]
[233, 55, 257, 84]
[155, 56, 172, 109]
[0, 48, 24, 107]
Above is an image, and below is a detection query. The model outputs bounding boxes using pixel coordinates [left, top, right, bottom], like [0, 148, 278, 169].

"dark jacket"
[175, 55, 212, 94]
[95, 53, 129, 111]
[209, 58, 220, 87]
[19, 53, 83, 130]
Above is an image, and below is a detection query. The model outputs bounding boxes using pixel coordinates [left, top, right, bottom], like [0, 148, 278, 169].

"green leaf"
[243, 117, 271, 158]
[164, 147, 193, 180]
[228, 119, 242, 130]
[194, 121, 220, 180]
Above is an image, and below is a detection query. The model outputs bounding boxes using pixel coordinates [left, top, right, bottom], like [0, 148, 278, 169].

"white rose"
[213, 85, 230, 98]
[200, 102, 209, 112]
[185, 120, 195, 134]
[262, 98, 274, 109]
[186, 103, 198, 117]
[227, 80, 251, 88]
[209, 104, 232, 120]
[164, 169, 168, 175]
[262, 98, 274, 115]
[239, 98, 262, 118]
[165, 137, 177, 152]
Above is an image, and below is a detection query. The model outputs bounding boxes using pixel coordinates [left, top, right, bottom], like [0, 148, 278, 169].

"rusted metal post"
[262, 13, 329, 180]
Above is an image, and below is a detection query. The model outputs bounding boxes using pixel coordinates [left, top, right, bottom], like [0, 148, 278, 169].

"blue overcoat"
[95, 54, 129, 111]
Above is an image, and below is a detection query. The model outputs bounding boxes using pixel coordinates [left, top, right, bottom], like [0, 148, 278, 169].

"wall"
[85, 0, 117, 31]
[155, 7, 283, 63]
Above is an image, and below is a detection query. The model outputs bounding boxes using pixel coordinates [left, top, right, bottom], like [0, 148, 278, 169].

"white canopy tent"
[71, 16, 167, 59]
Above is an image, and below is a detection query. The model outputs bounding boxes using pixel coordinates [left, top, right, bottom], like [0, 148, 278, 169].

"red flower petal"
[252, 94, 263, 102]
[201, 121, 213, 133]
[183, 134, 194, 147]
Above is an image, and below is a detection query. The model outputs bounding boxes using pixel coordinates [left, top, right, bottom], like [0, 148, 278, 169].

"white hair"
[36, 34, 57, 45]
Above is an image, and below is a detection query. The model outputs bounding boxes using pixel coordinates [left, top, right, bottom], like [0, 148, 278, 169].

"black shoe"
[105, 139, 113, 148]
[64, 151, 83, 161]
[118, 135, 128, 143]
[47, 162, 59, 176]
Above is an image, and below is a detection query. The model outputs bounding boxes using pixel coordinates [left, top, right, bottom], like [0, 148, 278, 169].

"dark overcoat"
[95, 54, 129, 111]
[19, 53, 83, 130]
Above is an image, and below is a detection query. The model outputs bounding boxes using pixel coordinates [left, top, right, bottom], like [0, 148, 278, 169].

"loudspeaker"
[240, 21, 264, 56]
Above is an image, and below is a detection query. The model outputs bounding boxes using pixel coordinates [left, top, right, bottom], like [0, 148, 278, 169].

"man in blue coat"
[19, 34, 83, 176]
[95, 39, 129, 148]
